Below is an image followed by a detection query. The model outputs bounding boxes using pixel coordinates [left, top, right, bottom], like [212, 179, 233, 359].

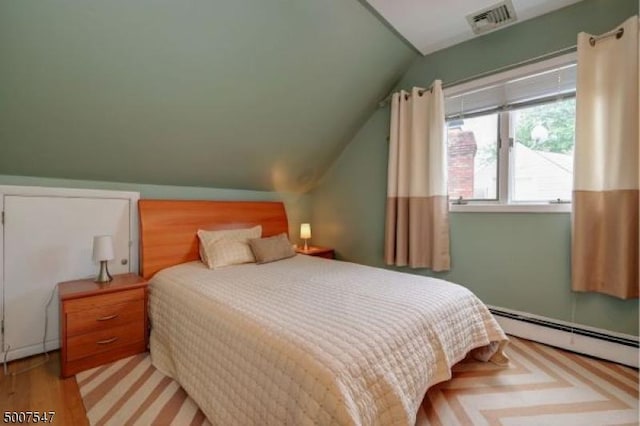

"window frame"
[445, 53, 576, 213]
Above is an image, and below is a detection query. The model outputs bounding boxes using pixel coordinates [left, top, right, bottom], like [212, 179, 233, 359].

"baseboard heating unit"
[489, 306, 639, 368]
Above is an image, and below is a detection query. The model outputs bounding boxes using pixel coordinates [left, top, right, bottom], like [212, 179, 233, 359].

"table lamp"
[93, 235, 114, 283]
[300, 223, 311, 251]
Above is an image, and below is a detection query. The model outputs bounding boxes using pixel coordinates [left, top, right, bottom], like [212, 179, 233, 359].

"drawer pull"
[96, 337, 118, 345]
[96, 314, 119, 321]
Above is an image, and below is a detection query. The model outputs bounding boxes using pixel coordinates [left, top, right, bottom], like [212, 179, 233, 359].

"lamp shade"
[92, 235, 114, 262]
[300, 223, 311, 239]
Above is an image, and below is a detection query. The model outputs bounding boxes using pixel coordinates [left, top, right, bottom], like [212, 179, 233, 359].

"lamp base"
[303, 239, 309, 251]
[95, 260, 113, 283]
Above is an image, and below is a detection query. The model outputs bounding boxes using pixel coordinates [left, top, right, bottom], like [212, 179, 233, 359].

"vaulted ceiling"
[0, 1, 416, 192]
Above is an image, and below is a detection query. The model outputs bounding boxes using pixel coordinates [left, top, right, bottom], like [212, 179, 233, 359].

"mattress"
[148, 255, 508, 425]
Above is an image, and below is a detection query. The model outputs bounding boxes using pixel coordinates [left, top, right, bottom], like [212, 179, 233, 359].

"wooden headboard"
[138, 200, 289, 279]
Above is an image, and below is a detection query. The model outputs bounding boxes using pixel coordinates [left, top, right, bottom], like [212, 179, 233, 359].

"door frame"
[0, 185, 140, 360]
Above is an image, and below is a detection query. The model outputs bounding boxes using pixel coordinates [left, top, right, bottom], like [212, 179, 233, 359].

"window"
[447, 114, 499, 200]
[444, 53, 576, 211]
[511, 98, 575, 202]
[447, 99, 576, 204]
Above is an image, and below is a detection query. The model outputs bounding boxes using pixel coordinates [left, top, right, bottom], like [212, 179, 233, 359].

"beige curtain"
[573, 16, 639, 299]
[385, 83, 450, 271]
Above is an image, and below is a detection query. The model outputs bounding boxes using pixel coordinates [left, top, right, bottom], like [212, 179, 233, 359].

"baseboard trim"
[489, 306, 639, 368]
[3, 339, 59, 363]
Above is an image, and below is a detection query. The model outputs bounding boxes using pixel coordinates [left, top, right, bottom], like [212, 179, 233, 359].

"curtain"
[385, 83, 450, 271]
[573, 16, 639, 299]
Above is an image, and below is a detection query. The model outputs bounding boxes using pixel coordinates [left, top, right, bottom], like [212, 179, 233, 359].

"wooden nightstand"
[58, 273, 148, 378]
[296, 246, 335, 259]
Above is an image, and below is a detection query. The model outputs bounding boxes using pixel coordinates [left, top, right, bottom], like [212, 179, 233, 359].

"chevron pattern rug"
[76, 337, 638, 426]
[418, 337, 639, 425]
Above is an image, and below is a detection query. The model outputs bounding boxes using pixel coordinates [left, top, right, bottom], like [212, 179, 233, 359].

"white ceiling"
[366, 0, 583, 55]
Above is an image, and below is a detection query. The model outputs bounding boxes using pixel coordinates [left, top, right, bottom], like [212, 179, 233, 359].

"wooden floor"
[0, 351, 88, 425]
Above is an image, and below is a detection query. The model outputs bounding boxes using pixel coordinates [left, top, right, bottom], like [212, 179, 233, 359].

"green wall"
[311, 0, 639, 336]
[0, 0, 416, 192]
[0, 175, 311, 239]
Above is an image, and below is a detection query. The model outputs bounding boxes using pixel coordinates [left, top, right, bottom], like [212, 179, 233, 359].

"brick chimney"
[448, 128, 477, 198]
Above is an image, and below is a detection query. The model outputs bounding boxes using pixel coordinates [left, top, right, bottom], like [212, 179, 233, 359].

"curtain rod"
[377, 44, 577, 108]
[589, 27, 624, 46]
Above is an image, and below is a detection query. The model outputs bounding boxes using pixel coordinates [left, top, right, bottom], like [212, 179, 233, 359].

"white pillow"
[197, 226, 262, 269]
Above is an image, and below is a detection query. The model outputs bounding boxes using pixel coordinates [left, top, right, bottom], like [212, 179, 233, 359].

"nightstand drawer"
[66, 300, 144, 337]
[64, 288, 145, 314]
[59, 273, 149, 377]
[67, 322, 145, 362]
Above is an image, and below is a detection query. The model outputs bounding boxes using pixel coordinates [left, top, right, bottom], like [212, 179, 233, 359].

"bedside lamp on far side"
[300, 223, 311, 251]
[93, 235, 114, 283]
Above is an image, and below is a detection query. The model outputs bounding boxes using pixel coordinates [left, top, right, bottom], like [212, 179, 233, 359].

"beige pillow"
[248, 233, 295, 264]
[197, 226, 262, 269]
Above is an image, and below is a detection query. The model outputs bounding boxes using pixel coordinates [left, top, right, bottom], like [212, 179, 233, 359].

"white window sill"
[449, 203, 571, 213]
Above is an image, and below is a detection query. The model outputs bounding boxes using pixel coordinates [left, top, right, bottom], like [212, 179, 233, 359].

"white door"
[2, 194, 132, 361]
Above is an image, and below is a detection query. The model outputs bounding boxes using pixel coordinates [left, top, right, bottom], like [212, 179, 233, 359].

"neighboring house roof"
[474, 142, 573, 201]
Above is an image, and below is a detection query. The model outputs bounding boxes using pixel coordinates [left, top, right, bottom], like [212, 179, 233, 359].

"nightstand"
[58, 273, 148, 378]
[296, 246, 335, 259]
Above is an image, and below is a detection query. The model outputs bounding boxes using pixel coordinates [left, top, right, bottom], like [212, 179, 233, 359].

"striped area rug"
[77, 337, 639, 426]
[76, 354, 209, 425]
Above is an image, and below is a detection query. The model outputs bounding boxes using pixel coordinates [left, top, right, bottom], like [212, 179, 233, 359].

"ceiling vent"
[466, 0, 517, 35]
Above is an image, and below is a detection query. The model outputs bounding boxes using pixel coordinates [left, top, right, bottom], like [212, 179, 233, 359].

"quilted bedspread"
[148, 255, 508, 425]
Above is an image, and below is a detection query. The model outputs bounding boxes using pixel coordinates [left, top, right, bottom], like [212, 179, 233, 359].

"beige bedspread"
[148, 255, 507, 425]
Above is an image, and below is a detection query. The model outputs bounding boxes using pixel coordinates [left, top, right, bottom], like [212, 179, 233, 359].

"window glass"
[447, 114, 498, 200]
[511, 98, 575, 202]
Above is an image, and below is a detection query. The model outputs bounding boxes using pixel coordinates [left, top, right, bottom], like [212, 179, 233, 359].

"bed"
[139, 200, 508, 425]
